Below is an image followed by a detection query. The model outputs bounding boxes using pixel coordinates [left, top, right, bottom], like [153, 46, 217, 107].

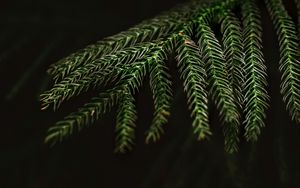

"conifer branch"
[45, 60, 148, 145]
[41, 0, 300, 153]
[220, 11, 245, 108]
[196, 18, 240, 153]
[46, 0, 211, 83]
[265, 0, 300, 124]
[40, 42, 155, 110]
[242, 0, 269, 142]
[115, 89, 137, 153]
[176, 31, 211, 141]
[44, 87, 123, 145]
[146, 44, 173, 143]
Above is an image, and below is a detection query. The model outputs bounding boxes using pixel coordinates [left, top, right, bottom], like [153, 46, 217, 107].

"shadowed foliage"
[41, 0, 300, 153]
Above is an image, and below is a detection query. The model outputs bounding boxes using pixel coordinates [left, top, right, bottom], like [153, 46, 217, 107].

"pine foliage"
[146, 46, 173, 143]
[115, 89, 137, 153]
[41, 0, 300, 153]
[242, 0, 269, 142]
[196, 17, 240, 153]
[46, 0, 211, 83]
[265, 0, 300, 124]
[176, 31, 211, 141]
[220, 11, 244, 108]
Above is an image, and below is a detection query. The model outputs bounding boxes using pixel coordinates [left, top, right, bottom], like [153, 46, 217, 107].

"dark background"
[0, 0, 299, 187]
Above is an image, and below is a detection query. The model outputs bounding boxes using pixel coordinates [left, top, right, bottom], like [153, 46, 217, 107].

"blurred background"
[0, 0, 299, 187]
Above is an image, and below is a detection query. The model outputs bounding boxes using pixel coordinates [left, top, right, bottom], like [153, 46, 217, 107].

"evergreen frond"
[44, 86, 123, 145]
[242, 0, 269, 142]
[46, 0, 210, 83]
[115, 89, 137, 153]
[196, 18, 240, 153]
[176, 31, 211, 141]
[41, 0, 300, 153]
[265, 0, 300, 124]
[40, 42, 154, 110]
[146, 48, 173, 143]
[45, 60, 148, 145]
[220, 11, 245, 108]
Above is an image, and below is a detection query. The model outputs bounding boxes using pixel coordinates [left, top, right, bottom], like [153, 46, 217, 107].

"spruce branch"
[265, 0, 300, 124]
[242, 0, 269, 142]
